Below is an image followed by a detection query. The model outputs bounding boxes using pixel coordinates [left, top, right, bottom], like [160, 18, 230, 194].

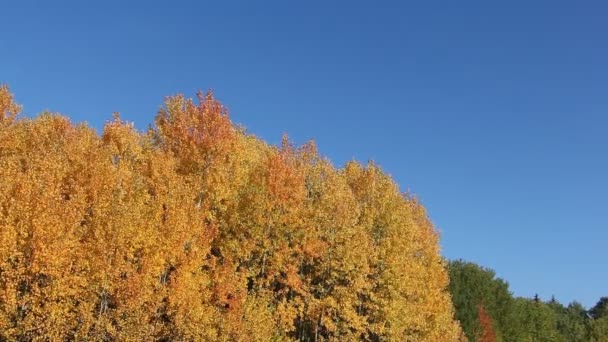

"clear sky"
[2, 1, 606, 308]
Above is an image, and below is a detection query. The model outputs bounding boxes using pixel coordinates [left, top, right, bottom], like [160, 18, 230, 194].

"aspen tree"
[0, 85, 462, 340]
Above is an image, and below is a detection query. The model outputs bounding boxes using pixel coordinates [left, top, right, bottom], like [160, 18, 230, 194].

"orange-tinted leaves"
[0, 85, 462, 341]
[0, 85, 21, 125]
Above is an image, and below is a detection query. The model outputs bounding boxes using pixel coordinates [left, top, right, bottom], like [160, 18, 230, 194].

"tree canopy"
[448, 259, 608, 342]
[0, 85, 462, 341]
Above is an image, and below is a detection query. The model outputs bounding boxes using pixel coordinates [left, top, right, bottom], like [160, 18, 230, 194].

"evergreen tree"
[590, 297, 608, 319]
[447, 260, 512, 341]
[448, 258, 608, 342]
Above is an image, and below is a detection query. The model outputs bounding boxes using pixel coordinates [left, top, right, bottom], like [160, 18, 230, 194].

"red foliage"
[477, 304, 496, 342]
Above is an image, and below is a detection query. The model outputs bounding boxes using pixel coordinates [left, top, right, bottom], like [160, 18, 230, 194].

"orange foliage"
[0, 84, 462, 340]
[0, 85, 21, 125]
[477, 304, 497, 342]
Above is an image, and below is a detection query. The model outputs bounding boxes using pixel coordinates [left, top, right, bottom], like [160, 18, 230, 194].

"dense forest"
[448, 260, 608, 341]
[1, 84, 604, 341]
[0, 85, 462, 340]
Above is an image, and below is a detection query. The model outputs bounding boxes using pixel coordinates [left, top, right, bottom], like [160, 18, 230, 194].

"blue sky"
[2, 1, 606, 308]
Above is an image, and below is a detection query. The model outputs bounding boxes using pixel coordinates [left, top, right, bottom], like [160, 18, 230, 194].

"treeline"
[448, 260, 608, 341]
[0, 85, 462, 341]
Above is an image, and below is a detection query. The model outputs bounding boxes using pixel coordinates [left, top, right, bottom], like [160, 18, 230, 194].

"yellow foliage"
[0, 84, 462, 340]
[0, 85, 21, 125]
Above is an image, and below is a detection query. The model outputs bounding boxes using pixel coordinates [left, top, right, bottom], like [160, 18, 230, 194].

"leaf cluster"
[0, 85, 462, 341]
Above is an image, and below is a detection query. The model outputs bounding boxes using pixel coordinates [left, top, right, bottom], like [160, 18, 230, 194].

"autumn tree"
[477, 304, 496, 342]
[0, 85, 20, 125]
[0, 84, 462, 341]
